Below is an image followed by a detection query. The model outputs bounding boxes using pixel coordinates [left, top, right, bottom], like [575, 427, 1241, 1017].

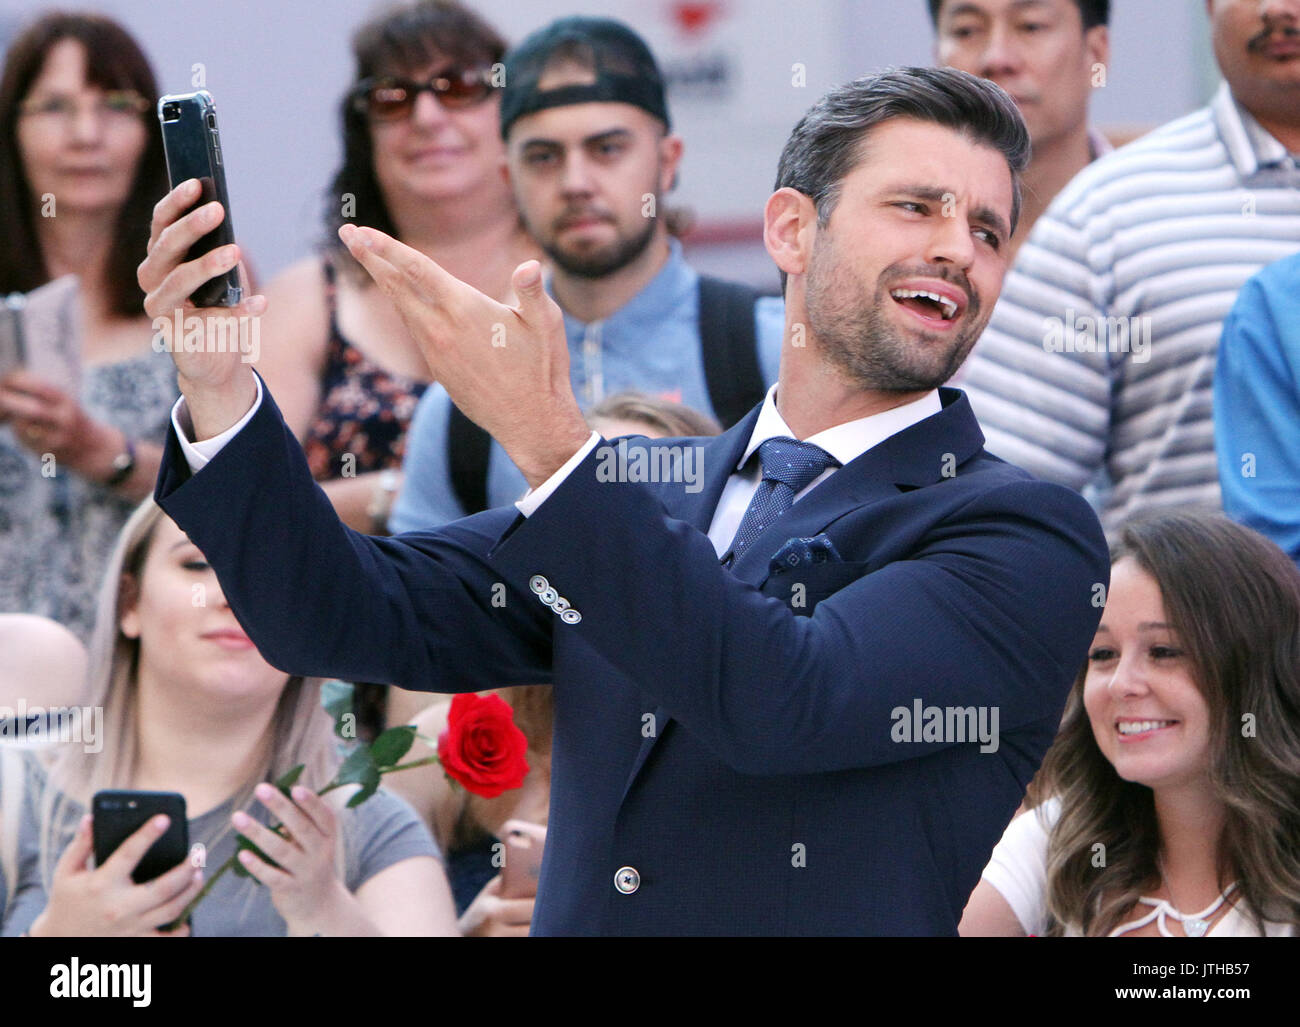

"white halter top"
[1108, 883, 1239, 937]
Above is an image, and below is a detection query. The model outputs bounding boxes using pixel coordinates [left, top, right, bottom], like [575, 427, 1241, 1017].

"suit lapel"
[726, 387, 985, 586]
[617, 389, 984, 804]
[669, 406, 762, 534]
[725, 454, 899, 585]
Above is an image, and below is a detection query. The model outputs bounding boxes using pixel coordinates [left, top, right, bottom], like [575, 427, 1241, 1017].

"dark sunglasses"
[350, 68, 496, 120]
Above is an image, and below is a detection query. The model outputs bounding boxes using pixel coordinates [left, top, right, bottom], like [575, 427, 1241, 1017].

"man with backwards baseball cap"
[391, 16, 785, 532]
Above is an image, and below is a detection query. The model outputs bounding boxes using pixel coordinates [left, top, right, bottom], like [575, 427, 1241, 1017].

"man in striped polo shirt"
[960, 0, 1300, 537]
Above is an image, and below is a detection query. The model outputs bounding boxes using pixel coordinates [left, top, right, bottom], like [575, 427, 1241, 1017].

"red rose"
[437, 693, 530, 799]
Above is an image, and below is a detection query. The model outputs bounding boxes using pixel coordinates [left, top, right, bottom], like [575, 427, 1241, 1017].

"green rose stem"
[165, 733, 443, 932]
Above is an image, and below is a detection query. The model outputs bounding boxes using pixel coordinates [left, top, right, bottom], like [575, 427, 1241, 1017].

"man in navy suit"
[140, 66, 1108, 934]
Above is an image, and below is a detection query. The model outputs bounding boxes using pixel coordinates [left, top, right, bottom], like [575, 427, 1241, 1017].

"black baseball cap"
[499, 16, 671, 139]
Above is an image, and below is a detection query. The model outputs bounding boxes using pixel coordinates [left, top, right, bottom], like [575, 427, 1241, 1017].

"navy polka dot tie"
[728, 437, 839, 562]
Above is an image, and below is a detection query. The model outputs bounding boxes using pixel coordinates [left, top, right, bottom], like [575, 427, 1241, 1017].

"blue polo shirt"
[391, 239, 784, 531]
[1215, 252, 1300, 567]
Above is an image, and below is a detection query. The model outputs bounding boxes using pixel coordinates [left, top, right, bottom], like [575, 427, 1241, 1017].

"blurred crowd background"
[0, 0, 1221, 286]
[2, 0, 1300, 939]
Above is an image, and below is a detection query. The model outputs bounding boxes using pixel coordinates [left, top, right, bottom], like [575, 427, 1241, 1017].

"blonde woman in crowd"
[2, 499, 457, 937]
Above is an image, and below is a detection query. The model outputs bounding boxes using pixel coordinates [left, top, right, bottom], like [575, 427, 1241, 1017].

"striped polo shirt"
[959, 82, 1300, 536]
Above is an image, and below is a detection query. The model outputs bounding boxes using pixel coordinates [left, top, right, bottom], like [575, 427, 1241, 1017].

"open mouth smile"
[1116, 719, 1179, 739]
[890, 288, 959, 321]
[888, 279, 969, 330]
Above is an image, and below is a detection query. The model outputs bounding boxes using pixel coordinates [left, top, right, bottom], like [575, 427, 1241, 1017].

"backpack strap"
[445, 275, 771, 515]
[696, 275, 768, 429]
[447, 403, 492, 517]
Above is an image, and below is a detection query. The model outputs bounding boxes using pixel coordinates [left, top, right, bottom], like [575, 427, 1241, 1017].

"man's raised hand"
[138, 179, 262, 440]
[339, 224, 591, 489]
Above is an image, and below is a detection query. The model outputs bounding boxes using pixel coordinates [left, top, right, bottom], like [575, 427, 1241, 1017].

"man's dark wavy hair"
[773, 66, 1030, 292]
[927, 0, 1110, 30]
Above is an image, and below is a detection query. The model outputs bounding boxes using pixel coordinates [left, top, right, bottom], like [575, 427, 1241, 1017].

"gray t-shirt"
[1, 756, 441, 937]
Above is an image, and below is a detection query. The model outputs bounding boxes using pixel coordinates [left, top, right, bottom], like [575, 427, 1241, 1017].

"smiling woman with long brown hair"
[962, 511, 1300, 936]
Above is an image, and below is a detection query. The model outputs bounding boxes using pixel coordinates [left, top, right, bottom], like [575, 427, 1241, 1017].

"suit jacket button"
[614, 866, 640, 894]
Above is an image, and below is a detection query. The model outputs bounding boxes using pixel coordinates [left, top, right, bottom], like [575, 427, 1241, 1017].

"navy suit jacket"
[155, 377, 1109, 935]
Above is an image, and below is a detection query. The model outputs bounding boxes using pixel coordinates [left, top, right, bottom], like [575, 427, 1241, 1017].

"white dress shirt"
[172, 380, 943, 554]
[701, 383, 940, 557]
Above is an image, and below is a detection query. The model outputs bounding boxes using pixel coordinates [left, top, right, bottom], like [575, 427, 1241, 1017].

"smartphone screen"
[158, 91, 241, 308]
[92, 790, 190, 885]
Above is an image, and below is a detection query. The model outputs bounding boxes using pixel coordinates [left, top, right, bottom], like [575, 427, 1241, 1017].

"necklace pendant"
[1183, 917, 1210, 938]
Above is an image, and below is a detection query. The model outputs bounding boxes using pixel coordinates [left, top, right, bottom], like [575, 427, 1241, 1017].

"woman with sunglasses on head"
[0, 12, 175, 640]
[960, 512, 1300, 937]
[256, 0, 537, 541]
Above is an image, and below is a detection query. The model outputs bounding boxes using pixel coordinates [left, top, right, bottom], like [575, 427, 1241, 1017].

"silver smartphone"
[158, 90, 242, 308]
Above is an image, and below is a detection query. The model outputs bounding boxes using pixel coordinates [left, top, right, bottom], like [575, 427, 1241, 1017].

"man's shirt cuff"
[515, 431, 602, 518]
[172, 374, 264, 473]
